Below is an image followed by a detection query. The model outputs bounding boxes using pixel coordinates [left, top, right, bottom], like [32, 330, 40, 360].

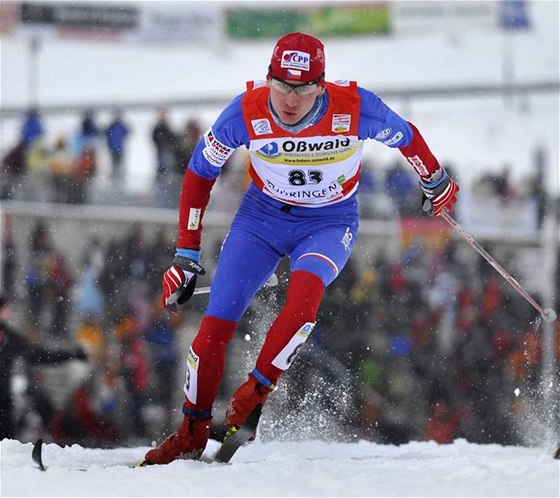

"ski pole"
[439, 210, 557, 323]
[192, 272, 279, 296]
[166, 272, 279, 311]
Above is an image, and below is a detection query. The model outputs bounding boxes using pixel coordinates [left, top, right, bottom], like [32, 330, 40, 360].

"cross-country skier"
[144, 32, 459, 464]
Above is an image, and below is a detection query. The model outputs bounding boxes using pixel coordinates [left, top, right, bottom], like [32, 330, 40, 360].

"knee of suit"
[292, 253, 340, 287]
[254, 271, 324, 382]
[284, 270, 325, 322]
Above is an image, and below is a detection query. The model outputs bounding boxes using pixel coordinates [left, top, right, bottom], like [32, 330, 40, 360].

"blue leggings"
[206, 185, 359, 322]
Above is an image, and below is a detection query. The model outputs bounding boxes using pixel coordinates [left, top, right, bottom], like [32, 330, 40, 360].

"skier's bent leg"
[225, 270, 324, 429]
[256, 270, 324, 381]
[144, 315, 237, 464]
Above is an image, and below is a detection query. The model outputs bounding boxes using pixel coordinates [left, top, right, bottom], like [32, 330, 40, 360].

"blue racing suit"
[170, 79, 447, 414]
[180, 81, 418, 322]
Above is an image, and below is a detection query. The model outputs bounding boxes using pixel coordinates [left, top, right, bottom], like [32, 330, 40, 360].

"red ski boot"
[143, 415, 211, 465]
[224, 373, 274, 439]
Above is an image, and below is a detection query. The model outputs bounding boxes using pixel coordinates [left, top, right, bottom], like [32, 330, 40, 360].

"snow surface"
[1, 438, 559, 497]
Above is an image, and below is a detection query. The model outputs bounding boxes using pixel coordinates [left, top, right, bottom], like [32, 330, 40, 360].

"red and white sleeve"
[176, 167, 217, 250]
[398, 121, 441, 182]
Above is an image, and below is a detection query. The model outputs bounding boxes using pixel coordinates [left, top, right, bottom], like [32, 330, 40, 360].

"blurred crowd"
[2, 212, 558, 448]
[297, 238, 560, 446]
[1, 107, 211, 210]
[1, 107, 558, 449]
[1, 219, 184, 445]
[1, 108, 551, 225]
[1, 108, 128, 205]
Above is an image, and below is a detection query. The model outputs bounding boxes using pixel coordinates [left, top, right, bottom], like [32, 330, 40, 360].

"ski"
[32, 405, 262, 470]
[32, 439, 100, 472]
[213, 404, 262, 463]
[32, 439, 47, 471]
[32, 439, 136, 471]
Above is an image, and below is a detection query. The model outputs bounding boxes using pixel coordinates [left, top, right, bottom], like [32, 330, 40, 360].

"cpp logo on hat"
[280, 51, 310, 71]
[270, 33, 325, 83]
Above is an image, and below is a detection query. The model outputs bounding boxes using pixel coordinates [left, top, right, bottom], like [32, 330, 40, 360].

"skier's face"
[268, 77, 325, 125]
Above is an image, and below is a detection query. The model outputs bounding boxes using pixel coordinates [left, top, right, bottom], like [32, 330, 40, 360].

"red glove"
[420, 169, 459, 216]
[161, 256, 205, 313]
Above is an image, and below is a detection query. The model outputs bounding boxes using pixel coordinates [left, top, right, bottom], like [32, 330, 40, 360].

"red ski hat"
[269, 32, 325, 83]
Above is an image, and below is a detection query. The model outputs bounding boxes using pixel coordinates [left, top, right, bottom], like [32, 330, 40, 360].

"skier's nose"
[285, 91, 300, 107]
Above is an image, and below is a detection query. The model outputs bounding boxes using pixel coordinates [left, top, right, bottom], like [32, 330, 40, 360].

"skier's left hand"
[420, 168, 459, 216]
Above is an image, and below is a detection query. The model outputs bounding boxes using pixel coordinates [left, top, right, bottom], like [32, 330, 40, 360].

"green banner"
[226, 3, 390, 39]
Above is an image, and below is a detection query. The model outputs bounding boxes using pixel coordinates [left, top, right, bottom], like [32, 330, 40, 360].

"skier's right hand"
[162, 254, 205, 313]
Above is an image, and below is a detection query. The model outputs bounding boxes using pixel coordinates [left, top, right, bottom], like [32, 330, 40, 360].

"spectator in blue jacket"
[21, 108, 44, 148]
[80, 109, 99, 151]
[105, 111, 130, 182]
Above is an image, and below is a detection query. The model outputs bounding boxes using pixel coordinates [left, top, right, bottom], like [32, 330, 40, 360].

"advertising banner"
[18, 1, 138, 40]
[226, 3, 390, 39]
[5, 2, 223, 43]
[390, 1, 498, 35]
[138, 3, 223, 42]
